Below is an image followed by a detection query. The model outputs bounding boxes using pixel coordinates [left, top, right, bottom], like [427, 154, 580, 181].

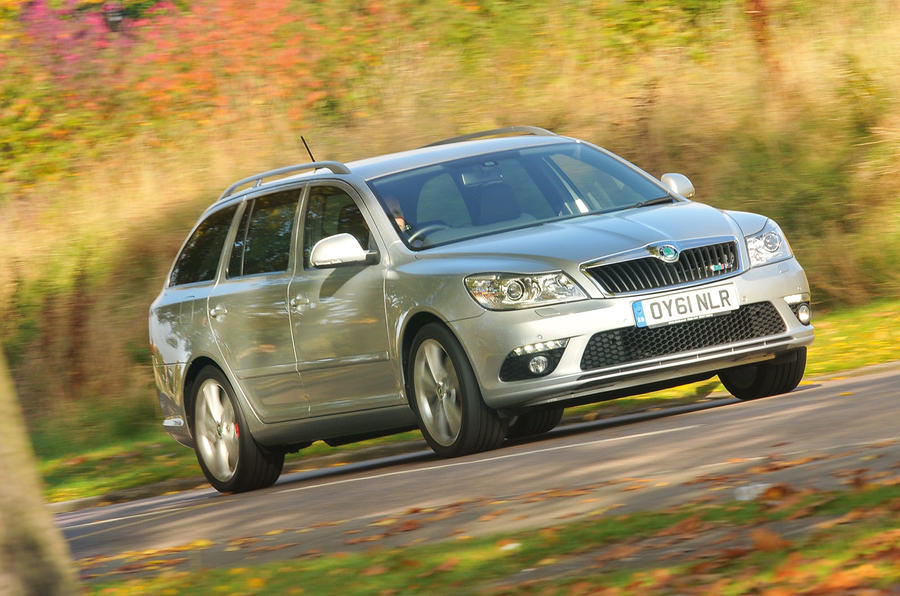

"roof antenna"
[301, 136, 316, 162]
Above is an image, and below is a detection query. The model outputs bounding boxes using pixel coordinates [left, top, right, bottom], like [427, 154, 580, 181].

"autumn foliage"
[1, 0, 899, 448]
[1, 0, 392, 193]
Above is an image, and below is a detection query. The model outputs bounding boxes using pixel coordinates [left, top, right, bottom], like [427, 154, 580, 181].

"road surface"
[59, 366, 900, 580]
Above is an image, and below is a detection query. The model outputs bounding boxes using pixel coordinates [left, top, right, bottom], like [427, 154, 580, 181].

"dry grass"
[1, 0, 898, 424]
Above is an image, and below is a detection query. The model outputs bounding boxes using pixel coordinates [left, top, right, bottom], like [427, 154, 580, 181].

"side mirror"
[660, 173, 695, 199]
[309, 233, 376, 268]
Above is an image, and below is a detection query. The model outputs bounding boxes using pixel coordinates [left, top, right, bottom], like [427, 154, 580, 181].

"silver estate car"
[150, 126, 814, 492]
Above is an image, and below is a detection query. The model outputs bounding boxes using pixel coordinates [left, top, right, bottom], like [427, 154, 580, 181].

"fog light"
[512, 338, 568, 356]
[528, 355, 550, 375]
[796, 303, 811, 325]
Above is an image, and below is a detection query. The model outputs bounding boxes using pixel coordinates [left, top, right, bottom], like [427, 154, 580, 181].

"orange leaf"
[434, 557, 459, 572]
[750, 528, 791, 552]
[362, 565, 390, 576]
[761, 483, 797, 501]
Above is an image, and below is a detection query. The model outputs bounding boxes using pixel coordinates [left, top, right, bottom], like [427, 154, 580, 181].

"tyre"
[719, 348, 807, 401]
[192, 366, 284, 493]
[407, 323, 505, 457]
[506, 408, 564, 440]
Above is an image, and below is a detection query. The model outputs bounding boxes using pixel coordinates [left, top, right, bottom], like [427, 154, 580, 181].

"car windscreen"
[367, 142, 668, 249]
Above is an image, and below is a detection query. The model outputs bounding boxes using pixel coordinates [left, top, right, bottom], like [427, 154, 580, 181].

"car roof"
[345, 134, 575, 180]
[211, 133, 578, 212]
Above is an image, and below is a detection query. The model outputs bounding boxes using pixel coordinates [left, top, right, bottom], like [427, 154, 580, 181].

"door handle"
[290, 295, 310, 313]
[209, 304, 227, 319]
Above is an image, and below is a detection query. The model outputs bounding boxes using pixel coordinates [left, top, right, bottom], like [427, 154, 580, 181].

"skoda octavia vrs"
[150, 126, 814, 492]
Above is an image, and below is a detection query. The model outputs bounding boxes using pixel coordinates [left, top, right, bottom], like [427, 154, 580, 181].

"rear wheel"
[407, 323, 505, 457]
[719, 348, 807, 401]
[506, 408, 564, 440]
[192, 366, 284, 492]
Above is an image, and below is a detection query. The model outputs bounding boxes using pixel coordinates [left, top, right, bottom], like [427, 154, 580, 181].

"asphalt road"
[59, 366, 899, 579]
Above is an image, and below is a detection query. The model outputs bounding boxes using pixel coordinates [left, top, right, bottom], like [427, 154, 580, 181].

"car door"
[207, 188, 309, 423]
[290, 182, 400, 417]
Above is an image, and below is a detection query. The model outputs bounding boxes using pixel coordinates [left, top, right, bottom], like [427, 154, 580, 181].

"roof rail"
[423, 126, 557, 148]
[217, 161, 351, 202]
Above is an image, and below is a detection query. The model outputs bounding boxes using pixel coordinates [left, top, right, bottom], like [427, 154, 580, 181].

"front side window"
[303, 186, 372, 268]
[169, 204, 238, 286]
[227, 189, 300, 278]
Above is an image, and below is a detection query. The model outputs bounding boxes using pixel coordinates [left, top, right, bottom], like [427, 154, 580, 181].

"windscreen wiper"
[630, 195, 677, 209]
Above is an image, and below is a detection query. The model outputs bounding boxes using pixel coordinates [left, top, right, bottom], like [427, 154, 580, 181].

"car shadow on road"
[274, 397, 751, 491]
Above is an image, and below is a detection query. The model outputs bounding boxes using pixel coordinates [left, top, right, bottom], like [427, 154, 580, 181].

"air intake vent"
[580, 302, 785, 371]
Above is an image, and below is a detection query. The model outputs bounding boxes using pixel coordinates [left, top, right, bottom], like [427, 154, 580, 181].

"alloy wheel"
[413, 339, 463, 447]
[195, 378, 239, 482]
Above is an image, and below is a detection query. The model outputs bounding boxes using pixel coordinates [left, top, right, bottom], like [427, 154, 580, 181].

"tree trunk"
[0, 351, 78, 596]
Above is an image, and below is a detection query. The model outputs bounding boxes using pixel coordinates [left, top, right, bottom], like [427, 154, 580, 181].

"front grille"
[585, 241, 739, 295]
[580, 302, 785, 371]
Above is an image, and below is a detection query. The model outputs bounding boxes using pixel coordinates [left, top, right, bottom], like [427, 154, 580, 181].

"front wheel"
[719, 348, 807, 401]
[506, 408, 564, 440]
[192, 366, 284, 493]
[407, 323, 505, 457]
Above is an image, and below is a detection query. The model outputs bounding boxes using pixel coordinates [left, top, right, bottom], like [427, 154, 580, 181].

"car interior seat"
[474, 182, 522, 225]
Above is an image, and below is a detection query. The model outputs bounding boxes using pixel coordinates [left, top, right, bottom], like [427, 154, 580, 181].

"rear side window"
[228, 189, 300, 278]
[169, 205, 238, 287]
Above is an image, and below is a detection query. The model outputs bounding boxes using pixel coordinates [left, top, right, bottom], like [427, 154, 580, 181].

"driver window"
[303, 186, 373, 268]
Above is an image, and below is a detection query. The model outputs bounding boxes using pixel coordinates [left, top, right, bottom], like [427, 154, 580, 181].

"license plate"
[632, 283, 740, 328]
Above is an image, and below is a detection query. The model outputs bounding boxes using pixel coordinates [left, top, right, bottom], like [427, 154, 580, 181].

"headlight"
[465, 272, 586, 310]
[745, 219, 792, 268]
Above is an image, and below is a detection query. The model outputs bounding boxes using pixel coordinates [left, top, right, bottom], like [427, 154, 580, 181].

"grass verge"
[85, 482, 900, 594]
[39, 298, 900, 504]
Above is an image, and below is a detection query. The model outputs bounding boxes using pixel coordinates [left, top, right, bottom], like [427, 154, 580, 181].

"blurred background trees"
[0, 0, 897, 453]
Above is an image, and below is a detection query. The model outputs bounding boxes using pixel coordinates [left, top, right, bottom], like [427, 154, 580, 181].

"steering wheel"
[407, 223, 450, 244]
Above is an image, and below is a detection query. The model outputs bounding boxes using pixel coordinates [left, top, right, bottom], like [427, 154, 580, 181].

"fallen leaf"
[750, 528, 790, 552]
[774, 552, 813, 583]
[656, 515, 709, 537]
[816, 510, 866, 530]
[761, 483, 797, 501]
[246, 577, 266, 589]
[478, 509, 509, 522]
[418, 556, 460, 578]
[393, 519, 421, 533]
[249, 543, 298, 554]
[814, 564, 885, 591]
[595, 544, 640, 563]
[370, 518, 397, 527]
[362, 565, 390, 576]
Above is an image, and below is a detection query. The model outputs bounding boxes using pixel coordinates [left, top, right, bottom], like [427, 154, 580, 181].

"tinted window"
[170, 205, 238, 286]
[228, 189, 299, 278]
[303, 186, 372, 267]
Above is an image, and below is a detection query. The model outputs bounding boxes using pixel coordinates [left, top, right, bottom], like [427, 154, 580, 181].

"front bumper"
[452, 258, 814, 410]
